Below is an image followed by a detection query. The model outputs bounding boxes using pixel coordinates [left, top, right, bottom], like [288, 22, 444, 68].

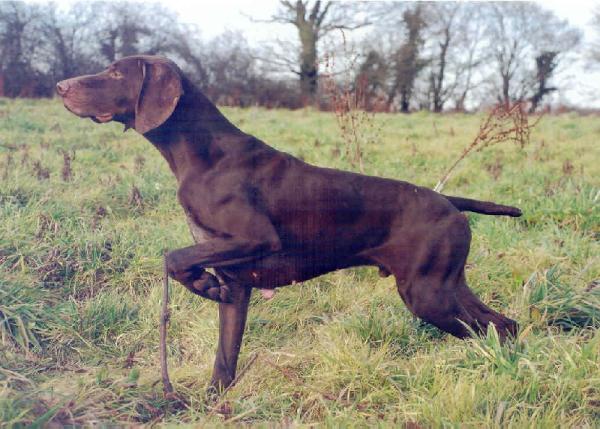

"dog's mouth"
[62, 98, 114, 123]
[91, 113, 114, 123]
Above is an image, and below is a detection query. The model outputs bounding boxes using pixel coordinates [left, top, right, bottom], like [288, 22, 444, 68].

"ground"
[0, 98, 598, 427]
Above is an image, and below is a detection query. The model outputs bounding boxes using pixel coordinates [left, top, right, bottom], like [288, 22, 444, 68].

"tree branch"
[315, 1, 332, 27]
[320, 20, 370, 36]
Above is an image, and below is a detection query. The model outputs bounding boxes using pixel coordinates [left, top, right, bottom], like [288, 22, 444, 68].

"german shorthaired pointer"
[57, 55, 520, 393]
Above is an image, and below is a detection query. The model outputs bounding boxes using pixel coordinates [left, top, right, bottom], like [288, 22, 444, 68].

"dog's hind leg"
[399, 273, 518, 340]
[372, 213, 517, 340]
[451, 276, 518, 339]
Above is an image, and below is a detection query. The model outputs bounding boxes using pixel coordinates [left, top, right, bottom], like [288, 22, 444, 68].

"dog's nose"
[56, 80, 70, 96]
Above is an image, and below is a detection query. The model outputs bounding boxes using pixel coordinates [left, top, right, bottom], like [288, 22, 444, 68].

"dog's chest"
[185, 216, 211, 244]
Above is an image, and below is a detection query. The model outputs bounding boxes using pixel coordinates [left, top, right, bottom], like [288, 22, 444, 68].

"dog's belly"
[185, 216, 307, 291]
[223, 251, 358, 289]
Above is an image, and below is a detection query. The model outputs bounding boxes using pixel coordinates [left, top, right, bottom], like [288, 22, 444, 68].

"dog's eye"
[109, 70, 123, 79]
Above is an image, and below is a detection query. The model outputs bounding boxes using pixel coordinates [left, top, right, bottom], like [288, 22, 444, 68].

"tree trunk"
[297, 19, 318, 99]
[455, 92, 467, 112]
[501, 73, 510, 108]
[101, 30, 118, 62]
[400, 89, 410, 113]
[432, 33, 450, 113]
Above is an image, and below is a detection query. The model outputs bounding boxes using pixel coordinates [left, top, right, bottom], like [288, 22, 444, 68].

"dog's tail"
[444, 195, 522, 217]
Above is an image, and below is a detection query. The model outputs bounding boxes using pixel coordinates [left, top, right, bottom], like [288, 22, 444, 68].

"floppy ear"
[135, 60, 183, 134]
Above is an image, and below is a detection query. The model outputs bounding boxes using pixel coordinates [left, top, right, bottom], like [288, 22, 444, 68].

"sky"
[53, 0, 600, 107]
[166, 0, 597, 41]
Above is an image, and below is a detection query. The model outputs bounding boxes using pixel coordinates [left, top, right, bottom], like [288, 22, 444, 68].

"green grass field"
[0, 98, 599, 427]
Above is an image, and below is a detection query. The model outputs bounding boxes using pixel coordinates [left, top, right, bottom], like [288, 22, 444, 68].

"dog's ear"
[135, 59, 183, 134]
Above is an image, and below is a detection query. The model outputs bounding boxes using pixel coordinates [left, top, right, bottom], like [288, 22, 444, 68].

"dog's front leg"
[208, 274, 252, 396]
[165, 238, 280, 303]
[166, 239, 278, 273]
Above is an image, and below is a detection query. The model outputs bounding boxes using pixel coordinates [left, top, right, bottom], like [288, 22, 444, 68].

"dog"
[57, 55, 520, 392]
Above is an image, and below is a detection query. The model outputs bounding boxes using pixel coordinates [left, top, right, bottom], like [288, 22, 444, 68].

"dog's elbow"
[268, 238, 283, 253]
[253, 235, 282, 255]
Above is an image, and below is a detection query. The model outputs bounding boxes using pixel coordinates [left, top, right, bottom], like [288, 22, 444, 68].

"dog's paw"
[168, 267, 201, 285]
[191, 271, 232, 303]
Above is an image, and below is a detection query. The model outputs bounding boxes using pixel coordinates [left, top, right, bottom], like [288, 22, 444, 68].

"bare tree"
[425, 2, 460, 112]
[0, 1, 43, 96]
[387, 5, 427, 113]
[92, 2, 148, 62]
[484, 2, 580, 108]
[165, 29, 209, 91]
[361, 2, 486, 112]
[451, 4, 486, 112]
[267, 1, 369, 101]
[422, 2, 491, 112]
[38, 2, 101, 83]
[590, 6, 600, 64]
[202, 31, 259, 106]
[356, 49, 388, 110]
[88, 2, 186, 63]
[529, 51, 558, 113]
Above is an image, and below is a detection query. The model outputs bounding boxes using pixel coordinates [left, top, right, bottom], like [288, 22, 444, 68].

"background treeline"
[0, 1, 587, 112]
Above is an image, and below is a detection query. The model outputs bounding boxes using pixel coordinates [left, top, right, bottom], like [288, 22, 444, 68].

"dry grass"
[321, 47, 381, 174]
[434, 102, 540, 192]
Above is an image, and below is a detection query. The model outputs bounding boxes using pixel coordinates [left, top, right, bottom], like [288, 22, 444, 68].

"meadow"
[0, 98, 598, 427]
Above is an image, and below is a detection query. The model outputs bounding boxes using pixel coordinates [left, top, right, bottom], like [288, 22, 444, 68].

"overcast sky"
[166, 0, 595, 40]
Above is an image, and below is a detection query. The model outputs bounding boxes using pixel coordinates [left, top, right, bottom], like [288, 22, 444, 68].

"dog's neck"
[142, 76, 245, 181]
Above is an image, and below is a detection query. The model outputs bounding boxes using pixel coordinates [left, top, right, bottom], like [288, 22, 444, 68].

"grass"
[0, 98, 598, 427]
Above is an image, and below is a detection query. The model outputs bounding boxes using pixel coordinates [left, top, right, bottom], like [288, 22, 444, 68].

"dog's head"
[56, 55, 183, 134]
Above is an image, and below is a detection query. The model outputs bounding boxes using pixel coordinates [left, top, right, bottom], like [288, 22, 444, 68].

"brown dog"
[57, 55, 520, 393]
